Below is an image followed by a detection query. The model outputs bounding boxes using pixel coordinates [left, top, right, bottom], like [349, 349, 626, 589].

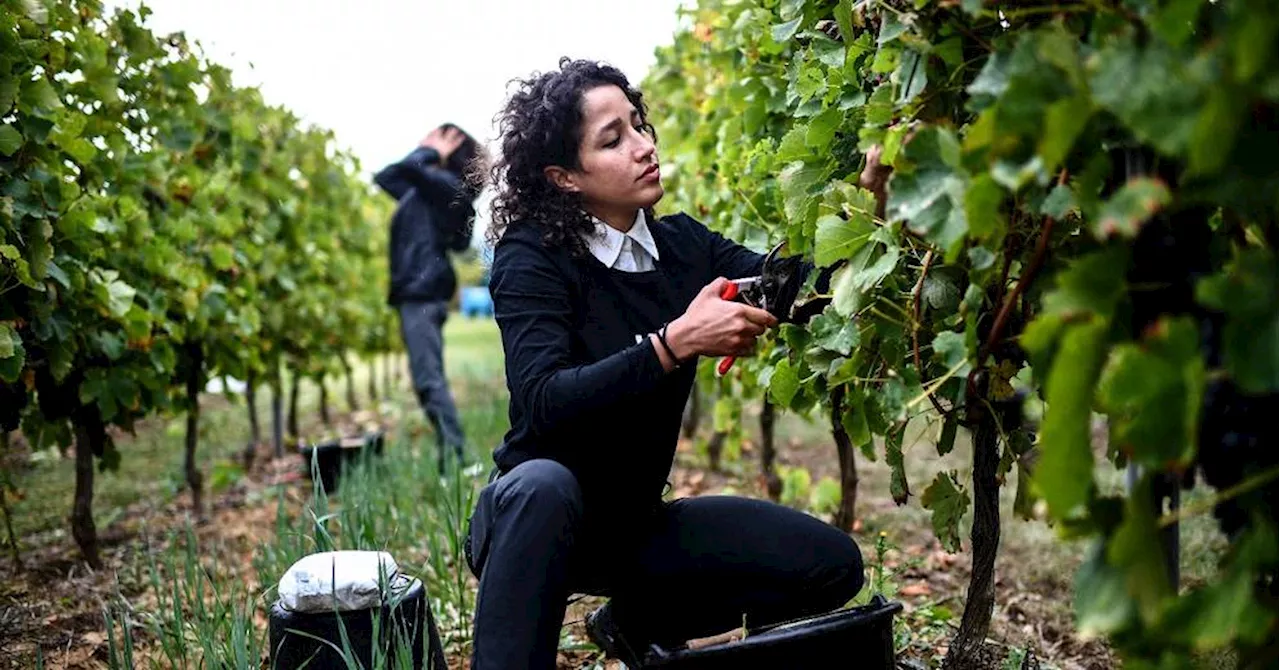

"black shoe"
[585, 601, 644, 668]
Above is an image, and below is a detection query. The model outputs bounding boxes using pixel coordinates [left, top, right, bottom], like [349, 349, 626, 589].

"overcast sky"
[119, 0, 690, 174]
[113, 0, 693, 246]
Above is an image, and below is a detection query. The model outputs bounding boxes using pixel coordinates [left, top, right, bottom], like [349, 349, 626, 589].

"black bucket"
[632, 596, 902, 669]
[299, 430, 386, 494]
[267, 575, 447, 670]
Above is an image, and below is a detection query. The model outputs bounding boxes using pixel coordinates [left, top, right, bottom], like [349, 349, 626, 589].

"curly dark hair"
[486, 58, 655, 255]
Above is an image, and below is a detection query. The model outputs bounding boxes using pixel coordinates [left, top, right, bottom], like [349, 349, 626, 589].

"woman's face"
[546, 84, 663, 226]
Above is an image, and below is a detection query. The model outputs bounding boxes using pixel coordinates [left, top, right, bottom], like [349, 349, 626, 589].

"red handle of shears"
[716, 281, 740, 375]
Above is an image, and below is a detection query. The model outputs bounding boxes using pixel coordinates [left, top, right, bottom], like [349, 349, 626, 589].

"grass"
[89, 317, 507, 668]
[8, 316, 505, 541]
[8, 315, 506, 667]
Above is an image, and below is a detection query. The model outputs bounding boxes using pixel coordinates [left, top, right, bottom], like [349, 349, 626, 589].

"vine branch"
[979, 214, 1054, 363]
[911, 250, 950, 416]
[1158, 467, 1279, 529]
[911, 249, 935, 371]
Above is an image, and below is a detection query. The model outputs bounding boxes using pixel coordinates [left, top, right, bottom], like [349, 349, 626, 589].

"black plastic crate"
[267, 575, 445, 670]
[298, 430, 386, 494]
[629, 596, 902, 669]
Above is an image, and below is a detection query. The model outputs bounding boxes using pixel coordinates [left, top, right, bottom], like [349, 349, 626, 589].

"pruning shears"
[717, 241, 805, 376]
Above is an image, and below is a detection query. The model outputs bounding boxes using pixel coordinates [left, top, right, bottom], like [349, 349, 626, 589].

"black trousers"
[465, 459, 865, 669]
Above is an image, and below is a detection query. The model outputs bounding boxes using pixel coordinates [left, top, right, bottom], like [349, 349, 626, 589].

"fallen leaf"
[900, 582, 932, 597]
[929, 550, 958, 567]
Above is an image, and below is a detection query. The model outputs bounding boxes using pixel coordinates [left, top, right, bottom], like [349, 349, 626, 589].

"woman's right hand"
[666, 278, 778, 360]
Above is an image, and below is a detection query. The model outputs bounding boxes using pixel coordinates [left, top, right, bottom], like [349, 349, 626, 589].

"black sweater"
[374, 147, 475, 305]
[489, 213, 764, 515]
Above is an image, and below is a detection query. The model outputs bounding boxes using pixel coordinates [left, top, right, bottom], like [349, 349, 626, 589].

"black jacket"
[488, 213, 764, 516]
[374, 147, 475, 305]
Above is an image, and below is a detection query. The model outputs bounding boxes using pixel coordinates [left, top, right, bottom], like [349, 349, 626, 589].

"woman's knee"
[495, 458, 583, 521]
[822, 531, 866, 602]
[467, 459, 583, 578]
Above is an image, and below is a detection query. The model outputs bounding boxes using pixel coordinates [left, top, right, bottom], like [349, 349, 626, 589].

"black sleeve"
[374, 147, 466, 204]
[376, 147, 475, 248]
[491, 238, 668, 436]
[683, 213, 765, 279]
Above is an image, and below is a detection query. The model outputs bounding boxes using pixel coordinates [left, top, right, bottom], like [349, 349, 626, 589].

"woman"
[466, 58, 865, 669]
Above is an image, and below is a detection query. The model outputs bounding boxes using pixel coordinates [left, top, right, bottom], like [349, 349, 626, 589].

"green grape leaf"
[923, 271, 963, 312]
[1039, 96, 1091, 169]
[0, 125, 23, 156]
[1040, 183, 1077, 220]
[1107, 478, 1174, 621]
[1196, 249, 1279, 393]
[780, 0, 805, 19]
[1090, 38, 1200, 157]
[834, 0, 854, 45]
[770, 358, 801, 408]
[19, 78, 63, 118]
[779, 161, 827, 225]
[0, 335, 22, 383]
[938, 414, 958, 456]
[1074, 542, 1138, 638]
[1040, 246, 1129, 319]
[811, 311, 860, 355]
[1034, 319, 1109, 517]
[894, 49, 928, 105]
[1096, 317, 1203, 469]
[813, 212, 874, 268]
[210, 244, 235, 271]
[805, 106, 843, 149]
[964, 174, 1005, 243]
[886, 425, 910, 504]
[0, 323, 20, 360]
[877, 12, 909, 45]
[922, 471, 968, 552]
[932, 330, 971, 377]
[840, 389, 872, 447]
[1094, 177, 1171, 239]
[812, 35, 846, 69]
[772, 18, 803, 44]
[887, 126, 968, 255]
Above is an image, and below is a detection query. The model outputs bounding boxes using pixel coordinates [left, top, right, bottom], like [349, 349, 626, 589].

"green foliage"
[647, 0, 1277, 662]
[1, 0, 396, 454]
[921, 471, 967, 553]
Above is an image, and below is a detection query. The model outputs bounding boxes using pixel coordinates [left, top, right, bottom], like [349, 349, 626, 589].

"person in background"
[374, 123, 484, 472]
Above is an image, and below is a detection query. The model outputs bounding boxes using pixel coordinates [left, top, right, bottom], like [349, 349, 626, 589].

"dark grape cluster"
[1, 382, 26, 433]
[1198, 378, 1277, 536]
[1128, 196, 1277, 537]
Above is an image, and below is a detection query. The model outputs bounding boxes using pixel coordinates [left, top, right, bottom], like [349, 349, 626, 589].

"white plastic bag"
[277, 550, 400, 613]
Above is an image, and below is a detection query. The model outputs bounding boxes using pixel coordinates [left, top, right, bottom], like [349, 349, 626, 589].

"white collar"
[583, 210, 660, 267]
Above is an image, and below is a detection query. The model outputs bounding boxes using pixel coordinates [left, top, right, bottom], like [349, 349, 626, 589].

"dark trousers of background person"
[465, 459, 866, 670]
[397, 300, 466, 471]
